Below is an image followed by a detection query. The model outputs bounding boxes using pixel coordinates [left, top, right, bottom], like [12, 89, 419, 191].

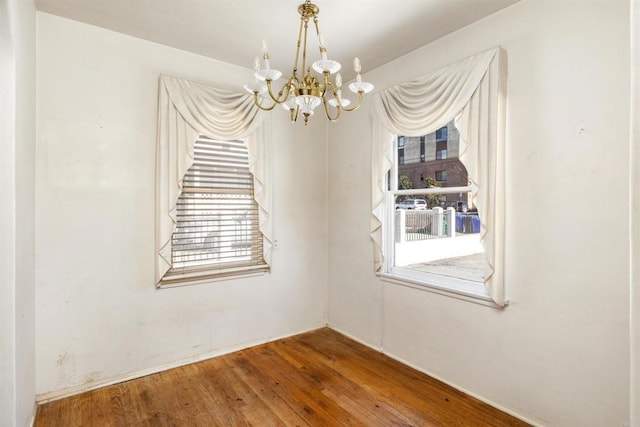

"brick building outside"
[397, 121, 471, 211]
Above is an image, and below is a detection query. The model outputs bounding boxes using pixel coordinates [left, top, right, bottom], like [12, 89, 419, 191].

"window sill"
[157, 265, 270, 289]
[377, 271, 507, 309]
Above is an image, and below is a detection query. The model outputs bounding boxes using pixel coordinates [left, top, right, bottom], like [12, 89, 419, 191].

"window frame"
[379, 135, 501, 308]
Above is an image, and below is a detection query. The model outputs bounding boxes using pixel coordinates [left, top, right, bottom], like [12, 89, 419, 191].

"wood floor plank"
[225, 352, 307, 426]
[35, 328, 530, 426]
[282, 334, 450, 426]
[241, 344, 355, 425]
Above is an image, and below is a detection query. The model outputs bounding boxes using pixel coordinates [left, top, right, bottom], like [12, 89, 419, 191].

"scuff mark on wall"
[55, 352, 69, 366]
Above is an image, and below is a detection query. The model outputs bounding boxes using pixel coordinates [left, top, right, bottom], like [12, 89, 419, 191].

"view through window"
[390, 122, 484, 283]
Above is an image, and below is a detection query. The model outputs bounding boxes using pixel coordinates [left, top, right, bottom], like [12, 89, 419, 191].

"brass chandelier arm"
[264, 80, 293, 104]
[339, 91, 365, 112]
[323, 80, 364, 112]
[322, 98, 341, 122]
[253, 92, 278, 111]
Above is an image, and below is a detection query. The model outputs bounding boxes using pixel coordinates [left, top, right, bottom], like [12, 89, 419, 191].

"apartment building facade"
[397, 121, 470, 210]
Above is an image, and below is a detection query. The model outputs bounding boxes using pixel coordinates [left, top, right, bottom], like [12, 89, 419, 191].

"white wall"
[630, 0, 640, 423]
[328, 1, 630, 426]
[0, 1, 36, 426]
[36, 12, 328, 398]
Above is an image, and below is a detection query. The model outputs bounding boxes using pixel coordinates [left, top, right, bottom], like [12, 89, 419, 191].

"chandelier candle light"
[244, 0, 374, 125]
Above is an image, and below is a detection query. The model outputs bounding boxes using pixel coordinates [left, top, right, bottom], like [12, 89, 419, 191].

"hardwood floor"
[35, 328, 529, 426]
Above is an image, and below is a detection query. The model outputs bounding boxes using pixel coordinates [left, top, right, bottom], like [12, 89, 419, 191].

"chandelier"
[244, 0, 374, 125]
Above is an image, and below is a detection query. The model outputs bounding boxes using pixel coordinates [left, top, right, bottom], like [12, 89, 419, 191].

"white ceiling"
[35, 0, 519, 80]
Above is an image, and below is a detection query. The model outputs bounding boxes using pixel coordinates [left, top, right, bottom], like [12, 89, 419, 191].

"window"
[435, 126, 448, 142]
[436, 149, 448, 160]
[435, 170, 447, 182]
[420, 137, 426, 162]
[371, 47, 506, 307]
[383, 123, 492, 304]
[160, 136, 268, 285]
[398, 136, 405, 148]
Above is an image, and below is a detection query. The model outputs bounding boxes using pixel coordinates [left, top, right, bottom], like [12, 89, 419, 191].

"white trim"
[35, 325, 324, 404]
[28, 402, 37, 427]
[157, 265, 269, 288]
[395, 185, 476, 196]
[327, 325, 383, 352]
[378, 272, 507, 309]
[157, 271, 267, 289]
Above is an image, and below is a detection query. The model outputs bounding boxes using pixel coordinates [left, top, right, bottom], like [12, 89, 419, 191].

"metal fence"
[395, 209, 480, 242]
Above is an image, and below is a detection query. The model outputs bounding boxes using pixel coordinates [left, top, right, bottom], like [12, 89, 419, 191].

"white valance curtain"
[156, 75, 272, 284]
[371, 47, 507, 306]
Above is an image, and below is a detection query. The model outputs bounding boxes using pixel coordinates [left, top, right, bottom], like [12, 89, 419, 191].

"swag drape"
[371, 47, 507, 306]
[156, 75, 272, 284]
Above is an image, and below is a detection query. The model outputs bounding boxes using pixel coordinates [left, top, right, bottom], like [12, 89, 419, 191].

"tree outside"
[397, 175, 412, 202]
[424, 177, 443, 208]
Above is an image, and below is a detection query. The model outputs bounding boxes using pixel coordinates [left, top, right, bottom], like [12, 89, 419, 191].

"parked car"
[396, 199, 427, 210]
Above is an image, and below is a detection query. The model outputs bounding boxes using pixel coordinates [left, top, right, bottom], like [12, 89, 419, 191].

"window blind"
[168, 136, 266, 280]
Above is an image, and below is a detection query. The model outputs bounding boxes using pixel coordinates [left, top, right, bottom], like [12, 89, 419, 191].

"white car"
[396, 199, 427, 210]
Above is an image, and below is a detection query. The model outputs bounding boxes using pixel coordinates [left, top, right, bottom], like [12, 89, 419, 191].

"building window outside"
[435, 170, 447, 182]
[398, 135, 405, 148]
[436, 149, 448, 160]
[399, 155, 405, 165]
[420, 138, 426, 162]
[162, 136, 267, 285]
[435, 126, 448, 142]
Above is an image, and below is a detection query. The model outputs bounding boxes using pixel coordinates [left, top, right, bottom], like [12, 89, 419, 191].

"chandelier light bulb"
[353, 57, 361, 73]
[262, 40, 271, 70]
[335, 73, 342, 88]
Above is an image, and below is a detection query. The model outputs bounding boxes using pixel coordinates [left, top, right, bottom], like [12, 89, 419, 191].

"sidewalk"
[407, 252, 484, 282]
[396, 234, 485, 282]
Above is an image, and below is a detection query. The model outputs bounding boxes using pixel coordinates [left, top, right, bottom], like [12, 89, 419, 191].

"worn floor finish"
[35, 328, 529, 426]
